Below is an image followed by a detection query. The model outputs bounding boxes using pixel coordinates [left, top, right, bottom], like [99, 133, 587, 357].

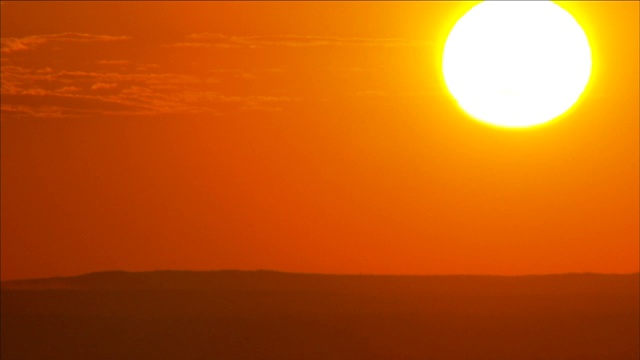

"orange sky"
[1, 1, 638, 280]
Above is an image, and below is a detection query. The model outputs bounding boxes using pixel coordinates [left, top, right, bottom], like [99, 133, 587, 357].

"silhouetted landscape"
[2, 271, 638, 360]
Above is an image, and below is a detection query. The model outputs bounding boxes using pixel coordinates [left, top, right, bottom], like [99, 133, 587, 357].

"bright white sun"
[442, 1, 592, 128]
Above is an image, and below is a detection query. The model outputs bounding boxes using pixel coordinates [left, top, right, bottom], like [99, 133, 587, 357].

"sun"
[442, 1, 592, 128]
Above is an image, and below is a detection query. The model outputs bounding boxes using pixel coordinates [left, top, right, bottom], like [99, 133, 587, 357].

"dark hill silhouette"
[2, 271, 639, 360]
[3, 270, 638, 294]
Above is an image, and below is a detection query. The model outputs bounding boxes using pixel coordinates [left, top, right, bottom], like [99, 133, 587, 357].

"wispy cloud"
[1, 33, 130, 53]
[97, 60, 130, 66]
[166, 33, 428, 49]
[91, 82, 118, 90]
[1, 65, 296, 118]
[1, 104, 70, 118]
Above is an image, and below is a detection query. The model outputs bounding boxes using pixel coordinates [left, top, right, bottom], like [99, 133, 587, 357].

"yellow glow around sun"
[443, 1, 592, 128]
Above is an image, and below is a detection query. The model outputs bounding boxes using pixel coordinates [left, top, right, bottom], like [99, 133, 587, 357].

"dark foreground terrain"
[2, 271, 638, 360]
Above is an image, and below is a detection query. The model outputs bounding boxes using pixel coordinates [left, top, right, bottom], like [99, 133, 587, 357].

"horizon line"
[3, 268, 639, 283]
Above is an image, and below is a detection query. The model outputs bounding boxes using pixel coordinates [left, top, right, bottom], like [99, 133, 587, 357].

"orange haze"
[1, 1, 638, 280]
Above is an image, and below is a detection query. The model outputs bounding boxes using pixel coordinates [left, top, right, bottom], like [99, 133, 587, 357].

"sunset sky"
[1, 1, 638, 280]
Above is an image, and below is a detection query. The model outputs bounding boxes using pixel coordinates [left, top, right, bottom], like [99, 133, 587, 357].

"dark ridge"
[2, 270, 638, 296]
[2, 270, 638, 360]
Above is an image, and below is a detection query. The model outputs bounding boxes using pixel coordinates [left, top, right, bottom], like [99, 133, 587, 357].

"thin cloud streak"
[1, 33, 130, 53]
[1, 65, 296, 118]
[166, 33, 430, 49]
[97, 60, 130, 66]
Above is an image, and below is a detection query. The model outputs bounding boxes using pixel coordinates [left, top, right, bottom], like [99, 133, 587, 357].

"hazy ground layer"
[2, 271, 638, 360]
